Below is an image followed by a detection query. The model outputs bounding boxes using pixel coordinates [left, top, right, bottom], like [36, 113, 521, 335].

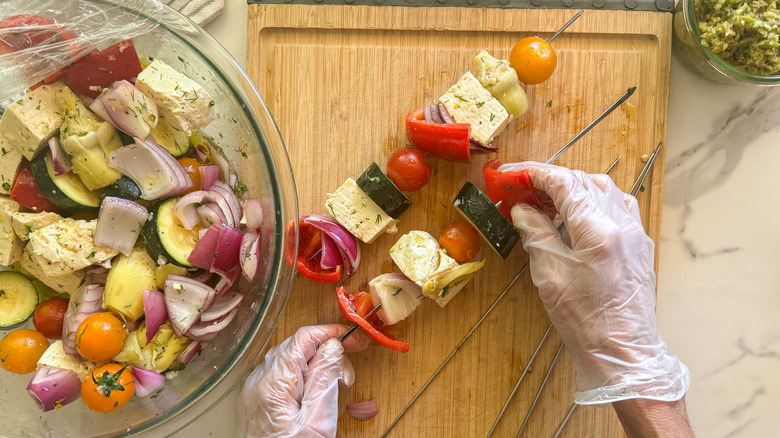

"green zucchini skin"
[0, 271, 39, 329]
[102, 176, 143, 203]
[140, 198, 196, 267]
[30, 152, 101, 211]
[356, 162, 412, 219]
[453, 182, 519, 260]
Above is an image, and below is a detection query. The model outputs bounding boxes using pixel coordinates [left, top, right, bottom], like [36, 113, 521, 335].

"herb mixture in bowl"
[696, 0, 780, 75]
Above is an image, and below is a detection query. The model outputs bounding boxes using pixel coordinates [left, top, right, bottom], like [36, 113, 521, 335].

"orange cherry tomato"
[0, 329, 50, 374]
[81, 363, 135, 413]
[75, 313, 126, 363]
[178, 157, 202, 195]
[33, 296, 69, 339]
[509, 36, 557, 85]
[439, 221, 482, 263]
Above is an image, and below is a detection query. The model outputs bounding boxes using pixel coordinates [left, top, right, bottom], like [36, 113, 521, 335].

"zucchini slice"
[0, 271, 39, 328]
[30, 152, 101, 210]
[140, 198, 200, 267]
[102, 176, 143, 203]
[356, 162, 412, 219]
[453, 182, 519, 260]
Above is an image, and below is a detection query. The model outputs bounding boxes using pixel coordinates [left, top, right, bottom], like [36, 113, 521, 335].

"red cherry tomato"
[386, 147, 432, 192]
[33, 296, 69, 339]
[439, 221, 482, 263]
[509, 36, 557, 85]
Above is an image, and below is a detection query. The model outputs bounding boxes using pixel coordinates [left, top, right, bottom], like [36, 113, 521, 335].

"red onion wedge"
[142, 290, 167, 344]
[96, 80, 159, 139]
[200, 291, 243, 323]
[204, 138, 231, 186]
[199, 165, 220, 190]
[26, 366, 81, 412]
[346, 400, 378, 421]
[204, 181, 241, 227]
[95, 197, 148, 255]
[164, 275, 214, 336]
[186, 308, 238, 341]
[48, 137, 72, 176]
[437, 103, 456, 124]
[239, 231, 261, 282]
[241, 198, 264, 231]
[174, 191, 206, 230]
[177, 340, 202, 365]
[301, 214, 360, 276]
[210, 225, 243, 278]
[187, 224, 221, 270]
[108, 138, 193, 200]
[214, 266, 240, 296]
[61, 284, 104, 355]
[319, 234, 342, 270]
[130, 367, 166, 398]
[198, 203, 227, 228]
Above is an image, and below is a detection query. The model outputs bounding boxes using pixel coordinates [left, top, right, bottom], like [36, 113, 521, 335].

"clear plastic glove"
[239, 324, 370, 438]
[505, 161, 690, 405]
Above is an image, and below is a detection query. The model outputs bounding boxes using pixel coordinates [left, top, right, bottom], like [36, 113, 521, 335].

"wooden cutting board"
[247, 5, 670, 437]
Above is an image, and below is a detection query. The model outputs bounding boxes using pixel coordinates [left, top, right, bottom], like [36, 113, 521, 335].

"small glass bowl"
[672, 0, 780, 85]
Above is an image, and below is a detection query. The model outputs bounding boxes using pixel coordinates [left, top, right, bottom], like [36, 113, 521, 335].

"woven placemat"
[162, 0, 225, 25]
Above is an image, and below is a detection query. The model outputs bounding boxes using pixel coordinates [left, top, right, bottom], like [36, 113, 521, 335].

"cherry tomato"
[33, 296, 69, 339]
[509, 36, 557, 85]
[75, 313, 126, 363]
[386, 146, 432, 192]
[439, 221, 482, 263]
[0, 329, 50, 374]
[81, 363, 135, 413]
[178, 157, 202, 195]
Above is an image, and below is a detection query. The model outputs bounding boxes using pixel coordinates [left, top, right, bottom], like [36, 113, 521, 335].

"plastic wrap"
[0, 0, 163, 103]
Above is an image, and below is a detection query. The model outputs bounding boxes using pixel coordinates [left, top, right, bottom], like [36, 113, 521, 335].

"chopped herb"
[375, 214, 382, 224]
[454, 94, 468, 102]
[1, 147, 7, 156]
[368, 176, 380, 184]
[566, 104, 571, 113]
[546, 100, 552, 107]
[327, 203, 336, 217]
[209, 100, 216, 107]
[639, 186, 646, 192]
[490, 113, 495, 122]
[505, 184, 511, 190]
[87, 251, 97, 258]
[476, 101, 485, 108]
[393, 288, 403, 296]
[2, 182, 10, 192]
[150, 114, 156, 121]
[178, 56, 188, 65]
[24, 225, 32, 233]
[163, 364, 186, 374]
[0, 290, 4, 297]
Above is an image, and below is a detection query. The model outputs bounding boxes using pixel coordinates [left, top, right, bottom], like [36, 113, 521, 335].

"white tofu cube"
[19, 245, 85, 295]
[10, 211, 63, 241]
[439, 72, 511, 146]
[0, 84, 63, 160]
[135, 60, 214, 134]
[0, 196, 23, 266]
[28, 218, 118, 276]
[0, 134, 23, 195]
[326, 178, 398, 244]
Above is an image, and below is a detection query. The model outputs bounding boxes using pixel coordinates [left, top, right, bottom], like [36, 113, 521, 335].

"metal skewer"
[487, 158, 620, 436]
[548, 10, 584, 43]
[516, 343, 565, 438]
[523, 151, 664, 437]
[546, 86, 637, 165]
[629, 141, 663, 196]
[339, 303, 382, 342]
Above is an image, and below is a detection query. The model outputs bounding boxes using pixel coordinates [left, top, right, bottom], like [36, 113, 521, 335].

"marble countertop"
[174, 4, 777, 437]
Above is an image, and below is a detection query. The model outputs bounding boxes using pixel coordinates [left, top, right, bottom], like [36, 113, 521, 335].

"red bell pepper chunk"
[10, 167, 59, 213]
[62, 39, 143, 98]
[0, 14, 79, 57]
[295, 220, 343, 283]
[482, 159, 557, 220]
[405, 109, 472, 163]
[336, 286, 411, 353]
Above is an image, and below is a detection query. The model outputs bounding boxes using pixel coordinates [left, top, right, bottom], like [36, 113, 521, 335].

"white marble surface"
[178, 4, 780, 437]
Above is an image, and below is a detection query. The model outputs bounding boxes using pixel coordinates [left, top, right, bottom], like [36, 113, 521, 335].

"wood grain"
[247, 5, 671, 437]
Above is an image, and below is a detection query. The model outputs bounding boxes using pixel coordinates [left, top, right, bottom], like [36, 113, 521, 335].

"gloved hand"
[506, 162, 690, 405]
[238, 324, 370, 438]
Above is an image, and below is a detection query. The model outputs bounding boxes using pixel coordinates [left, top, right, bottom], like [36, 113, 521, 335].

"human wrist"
[612, 396, 695, 438]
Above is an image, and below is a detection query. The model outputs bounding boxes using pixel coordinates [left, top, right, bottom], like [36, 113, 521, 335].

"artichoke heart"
[115, 321, 190, 372]
[423, 257, 486, 297]
[473, 50, 529, 117]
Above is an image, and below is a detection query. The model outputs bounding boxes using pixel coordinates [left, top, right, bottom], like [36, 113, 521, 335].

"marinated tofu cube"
[326, 178, 399, 244]
[10, 211, 63, 241]
[439, 71, 511, 146]
[0, 84, 63, 160]
[0, 134, 23, 195]
[28, 218, 118, 276]
[19, 245, 85, 294]
[0, 196, 23, 266]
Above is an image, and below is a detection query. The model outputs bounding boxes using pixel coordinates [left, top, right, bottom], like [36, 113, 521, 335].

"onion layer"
[142, 290, 167, 344]
[346, 399, 378, 421]
[130, 367, 166, 398]
[26, 366, 81, 412]
[164, 275, 214, 337]
[94, 197, 148, 255]
[108, 138, 193, 200]
[301, 214, 360, 276]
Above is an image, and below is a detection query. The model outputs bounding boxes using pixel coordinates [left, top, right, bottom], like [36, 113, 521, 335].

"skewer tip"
[627, 86, 637, 95]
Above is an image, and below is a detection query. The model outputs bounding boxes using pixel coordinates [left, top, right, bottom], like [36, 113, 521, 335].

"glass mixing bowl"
[0, 2, 297, 437]
[672, 0, 780, 85]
